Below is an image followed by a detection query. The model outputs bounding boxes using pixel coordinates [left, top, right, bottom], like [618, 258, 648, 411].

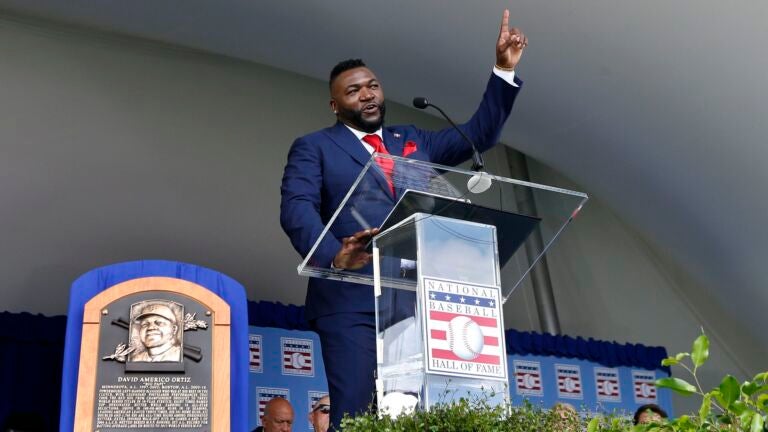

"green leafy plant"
[340, 331, 767, 431]
[654, 330, 768, 431]
[340, 397, 632, 432]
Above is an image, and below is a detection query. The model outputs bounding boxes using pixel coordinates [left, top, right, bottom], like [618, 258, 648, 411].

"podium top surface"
[375, 189, 541, 266]
[296, 154, 587, 302]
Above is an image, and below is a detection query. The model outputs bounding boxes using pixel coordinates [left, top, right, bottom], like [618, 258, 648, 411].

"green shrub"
[654, 331, 768, 431]
[341, 331, 767, 431]
[340, 397, 627, 431]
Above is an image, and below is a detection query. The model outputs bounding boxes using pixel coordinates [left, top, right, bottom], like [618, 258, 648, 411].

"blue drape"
[504, 329, 670, 373]
[0, 312, 66, 430]
[59, 260, 249, 432]
[247, 300, 311, 330]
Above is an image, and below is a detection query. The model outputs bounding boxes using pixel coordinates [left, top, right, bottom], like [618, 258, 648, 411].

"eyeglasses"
[312, 404, 330, 414]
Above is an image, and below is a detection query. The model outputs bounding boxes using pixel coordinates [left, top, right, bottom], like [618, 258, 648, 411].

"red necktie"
[362, 134, 395, 196]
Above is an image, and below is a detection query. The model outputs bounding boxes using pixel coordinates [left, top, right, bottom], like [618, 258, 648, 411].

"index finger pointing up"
[499, 9, 510, 35]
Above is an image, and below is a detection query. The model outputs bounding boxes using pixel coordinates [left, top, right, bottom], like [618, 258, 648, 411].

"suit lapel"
[325, 122, 371, 167]
[383, 128, 403, 158]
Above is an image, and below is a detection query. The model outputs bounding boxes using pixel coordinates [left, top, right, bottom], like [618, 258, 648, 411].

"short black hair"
[329, 59, 367, 88]
[633, 404, 668, 425]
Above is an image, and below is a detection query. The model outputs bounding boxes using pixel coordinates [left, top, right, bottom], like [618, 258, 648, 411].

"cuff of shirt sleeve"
[492, 66, 519, 87]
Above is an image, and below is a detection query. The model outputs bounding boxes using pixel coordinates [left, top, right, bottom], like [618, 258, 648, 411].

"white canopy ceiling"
[1, 1, 765, 357]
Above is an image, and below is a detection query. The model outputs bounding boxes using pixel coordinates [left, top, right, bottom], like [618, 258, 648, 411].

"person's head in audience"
[261, 397, 294, 432]
[547, 402, 579, 431]
[308, 395, 330, 432]
[633, 403, 668, 425]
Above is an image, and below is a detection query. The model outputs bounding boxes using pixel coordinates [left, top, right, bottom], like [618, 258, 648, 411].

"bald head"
[262, 397, 294, 432]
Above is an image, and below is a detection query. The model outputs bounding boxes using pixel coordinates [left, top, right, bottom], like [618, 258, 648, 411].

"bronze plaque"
[74, 277, 230, 432]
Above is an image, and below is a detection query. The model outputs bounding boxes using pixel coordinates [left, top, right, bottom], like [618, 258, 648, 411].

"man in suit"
[280, 9, 527, 428]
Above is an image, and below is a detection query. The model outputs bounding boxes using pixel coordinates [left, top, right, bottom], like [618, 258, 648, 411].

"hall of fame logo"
[249, 334, 262, 373]
[281, 337, 314, 377]
[594, 367, 621, 402]
[632, 370, 658, 403]
[513, 360, 543, 396]
[422, 277, 507, 381]
[256, 387, 289, 426]
[555, 364, 583, 399]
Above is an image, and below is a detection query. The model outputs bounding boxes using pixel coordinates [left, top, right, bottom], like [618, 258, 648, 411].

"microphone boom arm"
[414, 98, 484, 171]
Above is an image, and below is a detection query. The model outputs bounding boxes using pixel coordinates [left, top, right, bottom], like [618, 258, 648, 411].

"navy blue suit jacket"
[281, 73, 522, 321]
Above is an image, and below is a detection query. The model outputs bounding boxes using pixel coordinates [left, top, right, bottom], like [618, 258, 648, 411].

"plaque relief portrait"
[128, 300, 183, 363]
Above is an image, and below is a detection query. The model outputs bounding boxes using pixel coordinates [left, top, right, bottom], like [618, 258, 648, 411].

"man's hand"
[496, 9, 528, 71]
[333, 228, 380, 270]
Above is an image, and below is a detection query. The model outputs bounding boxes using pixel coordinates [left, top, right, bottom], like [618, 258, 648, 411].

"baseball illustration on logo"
[291, 352, 307, 369]
[523, 374, 537, 389]
[447, 316, 484, 361]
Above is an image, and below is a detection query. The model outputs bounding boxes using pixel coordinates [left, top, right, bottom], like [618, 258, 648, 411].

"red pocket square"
[403, 141, 418, 157]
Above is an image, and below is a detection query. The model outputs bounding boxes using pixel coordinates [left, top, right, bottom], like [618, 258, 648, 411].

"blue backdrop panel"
[507, 354, 673, 416]
[245, 319, 673, 426]
[59, 260, 249, 432]
[247, 326, 328, 432]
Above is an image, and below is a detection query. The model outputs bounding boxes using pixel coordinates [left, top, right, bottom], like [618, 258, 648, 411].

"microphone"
[412, 97, 492, 193]
[412, 97, 430, 109]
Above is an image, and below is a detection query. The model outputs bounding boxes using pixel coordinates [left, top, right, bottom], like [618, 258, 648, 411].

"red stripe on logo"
[431, 330, 447, 340]
[429, 311, 498, 328]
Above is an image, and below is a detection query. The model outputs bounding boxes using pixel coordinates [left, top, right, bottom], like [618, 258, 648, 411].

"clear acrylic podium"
[298, 153, 588, 417]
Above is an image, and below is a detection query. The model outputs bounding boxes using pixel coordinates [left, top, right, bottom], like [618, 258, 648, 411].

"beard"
[338, 102, 386, 133]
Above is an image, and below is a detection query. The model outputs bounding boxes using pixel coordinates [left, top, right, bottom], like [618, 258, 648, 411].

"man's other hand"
[333, 228, 380, 270]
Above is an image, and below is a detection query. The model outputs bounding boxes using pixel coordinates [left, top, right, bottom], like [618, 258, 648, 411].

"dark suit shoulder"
[386, 124, 417, 133]
[295, 126, 334, 142]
